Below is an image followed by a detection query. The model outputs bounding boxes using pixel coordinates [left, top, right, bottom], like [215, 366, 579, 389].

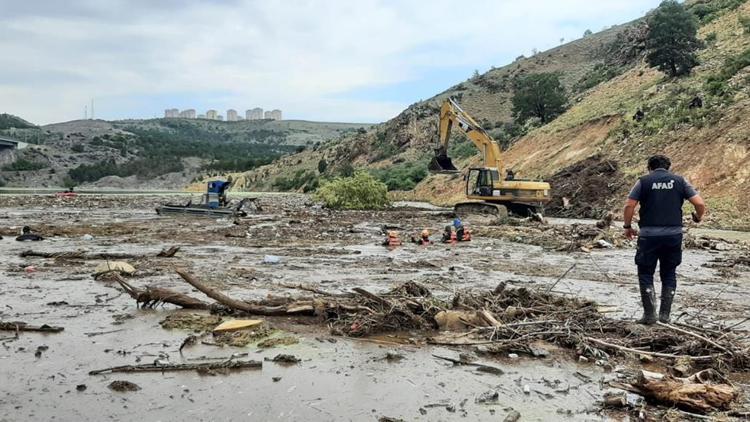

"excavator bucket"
[429, 154, 459, 173]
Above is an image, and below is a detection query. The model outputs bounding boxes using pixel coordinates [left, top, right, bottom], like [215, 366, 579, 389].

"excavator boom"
[427, 98, 551, 217]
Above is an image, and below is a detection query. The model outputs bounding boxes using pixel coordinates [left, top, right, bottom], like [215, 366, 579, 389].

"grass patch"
[313, 172, 389, 210]
[272, 169, 319, 193]
[370, 160, 428, 191]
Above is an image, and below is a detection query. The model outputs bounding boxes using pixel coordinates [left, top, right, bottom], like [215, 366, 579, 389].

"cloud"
[0, 0, 660, 124]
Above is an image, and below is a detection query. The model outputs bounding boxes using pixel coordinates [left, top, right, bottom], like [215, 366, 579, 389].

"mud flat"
[1, 194, 749, 421]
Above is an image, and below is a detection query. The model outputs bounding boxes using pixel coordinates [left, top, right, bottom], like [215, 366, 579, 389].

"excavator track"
[454, 202, 509, 218]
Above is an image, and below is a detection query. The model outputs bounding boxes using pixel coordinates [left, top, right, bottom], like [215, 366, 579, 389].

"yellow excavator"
[428, 98, 551, 217]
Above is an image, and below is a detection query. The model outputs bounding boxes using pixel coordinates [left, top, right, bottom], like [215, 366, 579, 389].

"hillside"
[0, 116, 372, 189]
[233, 0, 750, 229]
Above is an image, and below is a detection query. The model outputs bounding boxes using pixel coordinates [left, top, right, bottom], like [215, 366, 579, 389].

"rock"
[578, 356, 589, 363]
[508, 353, 519, 359]
[108, 380, 140, 392]
[523, 385, 530, 394]
[504, 410, 521, 422]
[272, 377, 282, 382]
[639, 354, 654, 363]
[81, 234, 94, 241]
[267, 354, 300, 364]
[75, 384, 87, 392]
[475, 389, 499, 404]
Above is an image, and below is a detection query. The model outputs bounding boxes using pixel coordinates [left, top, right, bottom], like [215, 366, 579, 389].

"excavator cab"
[467, 168, 498, 197]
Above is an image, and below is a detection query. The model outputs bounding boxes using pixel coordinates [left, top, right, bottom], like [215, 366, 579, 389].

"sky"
[0, 0, 662, 125]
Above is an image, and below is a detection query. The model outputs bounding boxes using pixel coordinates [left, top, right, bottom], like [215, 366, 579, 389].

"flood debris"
[89, 358, 262, 375]
[267, 354, 301, 364]
[610, 369, 739, 414]
[108, 380, 141, 392]
[94, 261, 136, 278]
[159, 313, 222, 331]
[117, 276, 209, 310]
[257, 336, 299, 348]
[0, 321, 64, 333]
[20, 245, 180, 260]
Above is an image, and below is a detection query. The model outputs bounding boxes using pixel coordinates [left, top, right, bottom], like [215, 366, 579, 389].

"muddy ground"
[1, 193, 749, 421]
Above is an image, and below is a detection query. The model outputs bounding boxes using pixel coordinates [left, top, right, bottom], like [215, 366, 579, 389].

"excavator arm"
[429, 98, 504, 174]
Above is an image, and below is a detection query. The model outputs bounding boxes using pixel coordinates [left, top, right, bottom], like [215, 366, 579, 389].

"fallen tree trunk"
[21, 246, 180, 260]
[0, 321, 64, 333]
[116, 276, 208, 309]
[634, 370, 738, 414]
[89, 359, 262, 375]
[175, 269, 316, 316]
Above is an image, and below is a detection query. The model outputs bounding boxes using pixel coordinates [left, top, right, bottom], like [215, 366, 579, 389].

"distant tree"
[472, 69, 480, 79]
[511, 73, 568, 124]
[62, 176, 77, 189]
[583, 29, 593, 37]
[531, 48, 539, 56]
[317, 158, 328, 174]
[339, 162, 354, 177]
[559, 37, 565, 45]
[645, 0, 701, 77]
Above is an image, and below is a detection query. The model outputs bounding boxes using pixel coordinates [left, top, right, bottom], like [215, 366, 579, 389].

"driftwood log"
[21, 246, 180, 260]
[89, 359, 262, 375]
[633, 370, 738, 414]
[0, 321, 64, 333]
[116, 275, 209, 309]
[175, 269, 317, 316]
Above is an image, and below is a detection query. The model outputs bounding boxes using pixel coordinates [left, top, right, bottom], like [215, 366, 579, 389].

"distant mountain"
[0, 117, 373, 189]
[0, 113, 36, 130]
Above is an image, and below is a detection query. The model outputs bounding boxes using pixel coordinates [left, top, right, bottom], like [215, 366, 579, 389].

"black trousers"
[635, 234, 683, 289]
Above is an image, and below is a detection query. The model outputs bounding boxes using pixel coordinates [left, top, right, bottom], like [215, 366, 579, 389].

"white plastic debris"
[82, 234, 94, 241]
[508, 353, 519, 359]
[263, 255, 281, 264]
[596, 239, 614, 248]
[522, 385, 530, 394]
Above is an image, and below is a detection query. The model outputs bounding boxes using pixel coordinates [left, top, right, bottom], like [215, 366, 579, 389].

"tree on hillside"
[511, 73, 567, 124]
[645, 0, 701, 77]
[317, 158, 328, 174]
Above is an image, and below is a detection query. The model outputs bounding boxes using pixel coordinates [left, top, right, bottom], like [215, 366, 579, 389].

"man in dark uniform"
[623, 155, 705, 324]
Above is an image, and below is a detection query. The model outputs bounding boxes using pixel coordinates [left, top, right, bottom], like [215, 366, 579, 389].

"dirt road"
[1, 194, 748, 421]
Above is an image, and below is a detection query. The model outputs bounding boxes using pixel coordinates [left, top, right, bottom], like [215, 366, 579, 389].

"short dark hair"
[647, 155, 671, 171]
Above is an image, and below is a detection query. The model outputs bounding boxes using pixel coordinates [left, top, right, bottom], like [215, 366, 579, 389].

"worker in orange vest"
[383, 230, 402, 247]
[411, 229, 431, 245]
[441, 225, 457, 243]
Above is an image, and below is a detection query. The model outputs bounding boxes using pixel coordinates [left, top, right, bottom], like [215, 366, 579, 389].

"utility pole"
[84, 105, 88, 120]
[91, 98, 95, 120]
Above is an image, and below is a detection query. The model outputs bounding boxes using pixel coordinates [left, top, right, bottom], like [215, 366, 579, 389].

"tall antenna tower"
[84, 105, 88, 120]
[91, 98, 95, 120]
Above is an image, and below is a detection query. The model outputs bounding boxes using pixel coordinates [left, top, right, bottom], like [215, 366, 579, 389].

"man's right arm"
[688, 194, 706, 222]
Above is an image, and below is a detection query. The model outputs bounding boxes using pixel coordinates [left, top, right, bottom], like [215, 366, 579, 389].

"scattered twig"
[89, 359, 262, 375]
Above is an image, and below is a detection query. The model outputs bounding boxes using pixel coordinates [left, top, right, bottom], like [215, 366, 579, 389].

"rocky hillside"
[0, 117, 371, 189]
[234, 0, 750, 229]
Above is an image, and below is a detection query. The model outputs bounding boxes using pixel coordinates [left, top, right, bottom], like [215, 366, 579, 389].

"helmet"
[421, 229, 430, 238]
[453, 218, 462, 228]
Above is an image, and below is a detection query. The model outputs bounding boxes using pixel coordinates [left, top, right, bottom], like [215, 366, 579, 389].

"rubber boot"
[637, 285, 657, 325]
[659, 287, 676, 323]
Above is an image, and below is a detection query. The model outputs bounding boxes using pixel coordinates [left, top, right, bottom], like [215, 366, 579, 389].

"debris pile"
[546, 155, 629, 219]
[146, 270, 749, 377]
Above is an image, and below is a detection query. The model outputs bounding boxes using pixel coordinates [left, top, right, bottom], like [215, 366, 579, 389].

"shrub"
[574, 63, 620, 92]
[704, 47, 750, 95]
[313, 172, 389, 210]
[2, 158, 46, 171]
[0, 177, 5, 187]
[317, 159, 328, 174]
[71, 144, 85, 153]
[740, 15, 750, 34]
[272, 169, 317, 192]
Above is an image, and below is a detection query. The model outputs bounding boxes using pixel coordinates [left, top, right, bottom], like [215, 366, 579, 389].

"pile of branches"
[124, 270, 749, 372]
[445, 284, 750, 372]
